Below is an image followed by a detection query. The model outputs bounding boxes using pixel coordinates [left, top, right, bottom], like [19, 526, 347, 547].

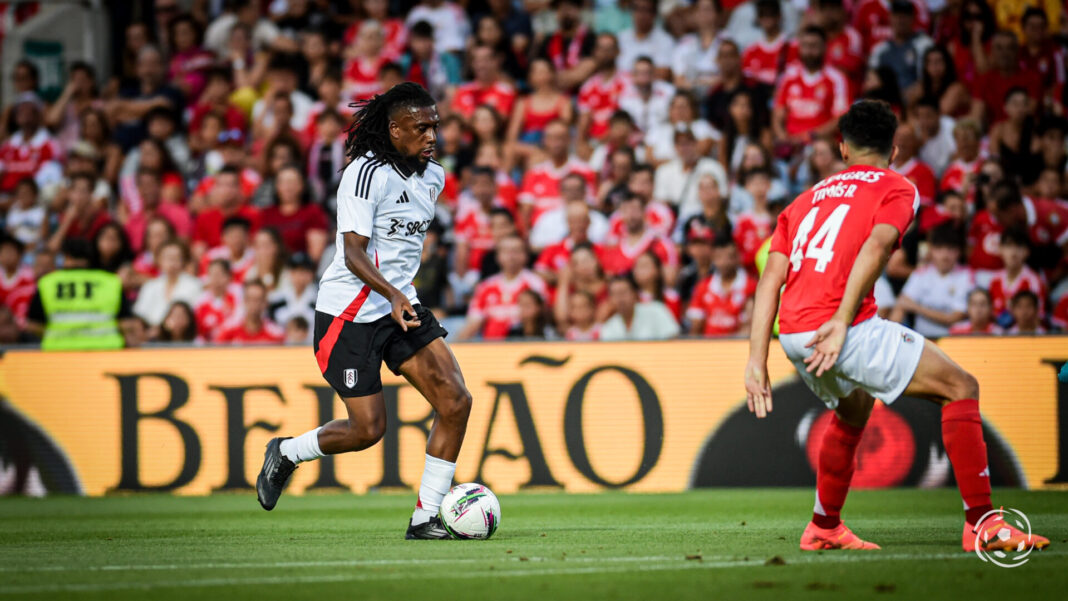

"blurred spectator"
[0, 60, 39, 140]
[1018, 7, 1064, 91]
[259, 165, 328, 260]
[949, 288, 1004, 334]
[990, 87, 1041, 186]
[344, 19, 391, 102]
[992, 180, 1068, 274]
[268, 251, 318, 331]
[111, 46, 184, 151]
[732, 167, 777, 271]
[974, 31, 1043, 125]
[451, 44, 516, 120]
[535, 199, 607, 285]
[253, 55, 313, 135]
[199, 216, 254, 281]
[204, 0, 292, 56]
[413, 221, 450, 313]
[706, 40, 772, 133]
[216, 279, 286, 343]
[345, 0, 407, 62]
[890, 224, 972, 337]
[26, 239, 131, 350]
[158, 301, 198, 342]
[869, 1, 934, 93]
[285, 314, 310, 344]
[773, 26, 851, 149]
[167, 13, 215, 100]
[672, 0, 722, 92]
[617, 0, 675, 77]
[454, 167, 511, 287]
[530, 174, 609, 250]
[618, 57, 675, 134]
[908, 46, 972, 118]
[719, 89, 772, 176]
[891, 122, 937, 206]
[46, 174, 110, 254]
[5, 178, 44, 248]
[518, 120, 595, 231]
[633, 250, 681, 321]
[853, 0, 930, 53]
[0, 93, 62, 196]
[576, 34, 626, 145]
[562, 289, 600, 341]
[507, 59, 573, 150]
[458, 235, 547, 340]
[193, 166, 261, 255]
[1007, 289, 1046, 334]
[399, 21, 461, 101]
[676, 218, 718, 304]
[552, 243, 609, 327]
[686, 236, 755, 337]
[0, 234, 34, 323]
[195, 258, 242, 341]
[742, 0, 788, 86]
[806, 0, 865, 86]
[306, 109, 346, 208]
[133, 240, 202, 330]
[122, 168, 193, 254]
[912, 95, 957, 176]
[244, 227, 290, 293]
[507, 288, 553, 339]
[653, 128, 728, 218]
[600, 274, 680, 341]
[989, 227, 1047, 320]
[600, 192, 678, 282]
[45, 62, 101, 153]
[939, 118, 984, 192]
[646, 92, 719, 165]
[405, 0, 469, 55]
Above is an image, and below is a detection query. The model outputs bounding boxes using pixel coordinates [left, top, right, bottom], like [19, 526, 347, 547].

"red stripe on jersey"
[316, 285, 371, 373]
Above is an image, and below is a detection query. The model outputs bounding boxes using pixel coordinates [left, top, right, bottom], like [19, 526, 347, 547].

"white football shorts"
[778, 316, 926, 409]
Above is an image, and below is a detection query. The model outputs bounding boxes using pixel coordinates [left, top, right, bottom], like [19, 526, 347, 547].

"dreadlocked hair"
[344, 82, 436, 166]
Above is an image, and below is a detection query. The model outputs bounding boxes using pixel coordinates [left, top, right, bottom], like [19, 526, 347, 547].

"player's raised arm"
[746, 249, 789, 419]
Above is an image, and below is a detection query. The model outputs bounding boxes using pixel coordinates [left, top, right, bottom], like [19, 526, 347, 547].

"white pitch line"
[0, 550, 1064, 595]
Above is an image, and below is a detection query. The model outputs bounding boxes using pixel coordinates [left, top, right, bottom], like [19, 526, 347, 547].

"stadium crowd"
[1, 0, 1068, 347]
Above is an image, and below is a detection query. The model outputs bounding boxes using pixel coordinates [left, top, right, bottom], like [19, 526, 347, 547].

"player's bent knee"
[956, 371, 980, 401]
[437, 386, 472, 423]
[343, 414, 386, 449]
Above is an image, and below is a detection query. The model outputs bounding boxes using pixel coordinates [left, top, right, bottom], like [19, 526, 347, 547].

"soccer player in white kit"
[256, 83, 471, 539]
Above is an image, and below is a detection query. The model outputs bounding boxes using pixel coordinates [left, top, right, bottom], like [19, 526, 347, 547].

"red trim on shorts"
[315, 285, 371, 374]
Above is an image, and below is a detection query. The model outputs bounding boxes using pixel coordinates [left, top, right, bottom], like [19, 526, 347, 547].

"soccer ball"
[438, 483, 501, 540]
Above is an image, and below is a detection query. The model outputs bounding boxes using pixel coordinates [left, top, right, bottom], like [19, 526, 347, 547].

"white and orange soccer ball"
[438, 483, 501, 540]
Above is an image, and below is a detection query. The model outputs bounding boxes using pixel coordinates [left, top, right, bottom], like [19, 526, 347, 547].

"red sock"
[812, 415, 864, 529]
[941, 399, 993, 525]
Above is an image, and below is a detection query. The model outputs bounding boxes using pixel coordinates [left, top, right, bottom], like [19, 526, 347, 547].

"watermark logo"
[973, 508, 1036, 568]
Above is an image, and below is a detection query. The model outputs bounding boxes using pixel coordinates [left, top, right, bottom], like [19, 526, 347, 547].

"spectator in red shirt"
[195, 258, 242, 341]
[772, 26, 851, 149]
[891, 122, 937, 206]
[686, 237, 756, 337]
[258, 165, 328, 260]
[454, 167, 507, 286]
[216, 279, 285, 344]
[192, 166, 260, 257]
[993, 180, 1068, 274]
[167, 13, 215, 101]
[122, 168, 193, 254]
[973, 30, 1044, 124]
[540, 0, 597, 90]
[450, 44, 517, 120]
[599, 192, 679, 282]
[47, 173, 112, 253]
[458, 235, 548, 340]
[518, 120, 596, 231]
[188, 67, 248, 134]
[1019, 7, 1065, 92]
[0, 234, 34, 323]
[989, 227, 1047, 320]
[1007, 289, 1046, 334]
[576, 33, 628, 144]
[199, 216, 255, 282]
[0, 93, 62, 195]
[633, 250, 681, 321]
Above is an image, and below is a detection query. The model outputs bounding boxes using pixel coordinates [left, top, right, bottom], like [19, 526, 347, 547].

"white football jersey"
[316, 152, 445, 322]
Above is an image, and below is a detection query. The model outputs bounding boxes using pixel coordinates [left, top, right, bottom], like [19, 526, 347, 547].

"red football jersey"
[598, 232, 679, 276]
[784, 27, 865, 84]
[1023, 196, 1068, 248]
[605, 201, 675, 242]
[215, 317, 285, 344]
[343, 18, 407, 61]
[517, 159, 597, 227]
[892, 158, 937, 207]
[1051, 295, 1068, 330]
[198, 246, 254, 283]
[467, 270, 548, 340]
[852, 0, 930, 53]
[0, 129, 60, 193]
[939, 157, 983, 193]
[988, 267, 1046, 317]
[967, 209, 1004, 271]
[742, 35, 787, 85]
[344, 56, 388, 102]
[194, 286, 242, 341]
[685, 270, 756, 336]
[577, 71, 631, 139]
[0, 266, 35, 322]
[451, 81, 517, 120]
[453, 194, 504, 274]
[769, 165, 919, 334]
[773, 65, 851, 137]
[733, 211, 774, 271]
[948, 321, 1004, 335]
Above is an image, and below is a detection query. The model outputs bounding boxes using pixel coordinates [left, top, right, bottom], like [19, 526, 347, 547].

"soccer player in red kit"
[745, 100, 1050, 553]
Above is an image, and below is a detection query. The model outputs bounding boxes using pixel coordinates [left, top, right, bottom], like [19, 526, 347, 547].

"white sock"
[410, 454, 456, 525]
[280, 427, 324, 464]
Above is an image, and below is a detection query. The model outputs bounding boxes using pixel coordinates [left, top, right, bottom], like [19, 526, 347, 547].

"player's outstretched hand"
[803, 319, 847, 377]
[745, 360, 773, 419]
[390, 291, 421, 331]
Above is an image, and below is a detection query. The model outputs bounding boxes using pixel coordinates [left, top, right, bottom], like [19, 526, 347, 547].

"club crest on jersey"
[429, 186, 437, 200]
[901, 332, 915, 344]
[344, 369, 357, 388]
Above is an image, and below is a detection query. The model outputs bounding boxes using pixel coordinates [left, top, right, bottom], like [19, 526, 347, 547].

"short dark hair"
[1021, 6, 1048, 25]
[14, 176, 38, 195]
[993, 181, 1023, 212]
[208, 258, 232, 274]
[489, 207, 514, 222]
[222, 216, 252, 232]
[0, 232, 24, 255]
[800, 25, 827, 42]
[469, 165, 495, 179]
[1011, 289, 1038, 307]
[999, 226, 1031, 248]
[913, 95, 939, 112]
[838, 100, 898, 157]
[890, 0, 915, 15]
[755, 0, 780, 17]
[609, 273, 639, 292]
[928, 223, 964, 249]
[1003, 86, 1029, 105]
[634, 55, 655, 68]
[380, 62, 403, 79]
[411, 20, 434, 39]
[61, 238, 93, 262]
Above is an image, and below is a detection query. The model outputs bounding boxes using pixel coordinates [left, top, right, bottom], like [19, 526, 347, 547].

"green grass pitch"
[1, 489, 1066, 600]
